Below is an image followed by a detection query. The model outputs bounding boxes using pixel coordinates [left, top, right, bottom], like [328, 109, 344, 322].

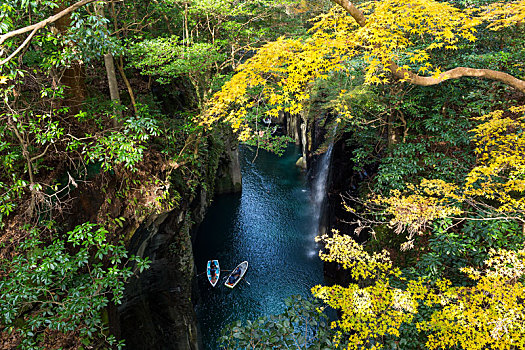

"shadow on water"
[193, 144, 325, 349]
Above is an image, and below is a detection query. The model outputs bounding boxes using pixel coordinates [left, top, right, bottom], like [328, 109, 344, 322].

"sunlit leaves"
[128, 36, 224, 85]
[465, 105, 525, 212]
[315, 230, 396, 280]
[203, 35, 345, 140]
[369, 105, 525, 244]
[312, 232, 423, 349]
[479, 0, 525, 31]
[422, 249, 525, 350]
[201, 0, 525, 139]
[313, 232, 525, 349]
[371, 180, 463, 242]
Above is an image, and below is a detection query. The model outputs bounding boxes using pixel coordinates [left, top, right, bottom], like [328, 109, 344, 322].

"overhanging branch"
[389, 63, 525, 93]
[0, 0, 103, 65]
[0, 28, 38, 66]
[331, 0, 525, 94]
[331, 0, 366, 27]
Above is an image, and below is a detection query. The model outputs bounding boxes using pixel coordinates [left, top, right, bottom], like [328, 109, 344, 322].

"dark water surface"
[193, 144, 324, 349]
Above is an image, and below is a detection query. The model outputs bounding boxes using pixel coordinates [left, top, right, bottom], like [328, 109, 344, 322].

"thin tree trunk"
[55, 1, 86, 111]
[387, 113, 398, 148]
[104, 52, 121, 126]
[8, 117, 36, 217]
[96, 4, 121, 126]
[117, 56, 138, 115]
[109, 1, 137, 116]
[184, 3, 190, 45]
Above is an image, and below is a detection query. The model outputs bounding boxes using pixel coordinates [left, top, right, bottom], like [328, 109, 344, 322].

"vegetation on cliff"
[1, 0, 524, 348]
[0, 0, 311, 348]
[210, 0, 525, 349]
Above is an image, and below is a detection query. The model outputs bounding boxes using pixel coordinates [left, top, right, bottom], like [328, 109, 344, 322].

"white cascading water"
[311, 142, 334, 237]
[307, 130, 336, 259]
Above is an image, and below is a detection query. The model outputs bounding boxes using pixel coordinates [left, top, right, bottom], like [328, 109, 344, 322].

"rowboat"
[225, 261, 248, 289]
[207, 260, 220, 287]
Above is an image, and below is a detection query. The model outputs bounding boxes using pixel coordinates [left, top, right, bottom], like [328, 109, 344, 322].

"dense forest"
[0, 0, 524, 349]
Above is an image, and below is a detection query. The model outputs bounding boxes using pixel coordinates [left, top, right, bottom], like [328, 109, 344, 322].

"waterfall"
[312, 143, 334, 237]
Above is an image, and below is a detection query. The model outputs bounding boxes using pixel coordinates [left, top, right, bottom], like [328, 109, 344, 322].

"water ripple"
[194, 145, 324, 350]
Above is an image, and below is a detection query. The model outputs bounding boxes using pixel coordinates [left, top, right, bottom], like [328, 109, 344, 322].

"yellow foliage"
[199, 0, 524, 139]
[466, 105, 525, 212]
[479, 0, 525, 31]
[201, 35, 345, 138]
[422, 249, 525, 350]
[312, 232, 525, 349]
[313, 232, 421, 349]
[311, 0, 479, 84]
[372, 180, 463, 239]
[315, 230, 398, 280]
[371, 106, 525, 241]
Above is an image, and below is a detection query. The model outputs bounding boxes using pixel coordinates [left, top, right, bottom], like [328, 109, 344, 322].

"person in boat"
[229, 267, 241, 284]
[209, 262, 217, 280]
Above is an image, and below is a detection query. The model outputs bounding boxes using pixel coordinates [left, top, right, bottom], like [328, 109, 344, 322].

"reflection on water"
[194, 144, 324, 349]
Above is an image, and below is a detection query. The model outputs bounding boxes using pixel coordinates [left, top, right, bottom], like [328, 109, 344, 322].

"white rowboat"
[225, 261, 248, 289]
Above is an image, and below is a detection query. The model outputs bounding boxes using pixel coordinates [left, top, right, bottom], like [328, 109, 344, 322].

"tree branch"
[0, 0, 101, 46]
[388, 63, 525, 93]
[0, 27, 38, 66]
[331, 0, 525, 94]
[30, 143, 52, 162]
[331, 0, 366, 27]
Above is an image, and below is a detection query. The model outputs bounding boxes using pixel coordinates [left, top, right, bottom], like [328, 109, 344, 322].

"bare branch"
[30, 143, 52, 162]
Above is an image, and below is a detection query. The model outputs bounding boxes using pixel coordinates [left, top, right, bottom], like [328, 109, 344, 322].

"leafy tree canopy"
[201, 0, 525, 140]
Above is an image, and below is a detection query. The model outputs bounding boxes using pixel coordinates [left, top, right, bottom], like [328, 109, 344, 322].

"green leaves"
[0, 223, 150, 349]
[63, 102, 162, 172]
[219, 295, 334, 349]
[128, 36, 224, 84]
[85, 131, 145, 171]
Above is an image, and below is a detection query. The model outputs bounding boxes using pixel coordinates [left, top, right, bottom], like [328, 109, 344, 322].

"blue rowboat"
[207, 260, 220, 287]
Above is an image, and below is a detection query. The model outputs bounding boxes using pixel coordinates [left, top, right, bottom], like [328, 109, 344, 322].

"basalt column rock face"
[286, 112, 302, 144]
[215, 135, 242, 195]
[118, 131, 242, 350]
[119, 208, 200, 350]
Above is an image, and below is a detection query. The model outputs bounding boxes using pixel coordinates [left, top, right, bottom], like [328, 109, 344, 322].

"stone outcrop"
[117, 130, 242, 350]
[215, 134, 242, 194]
[119, 209, 199, 350]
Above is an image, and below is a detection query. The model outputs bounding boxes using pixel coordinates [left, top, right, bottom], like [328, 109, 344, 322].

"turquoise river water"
[193, 144, 325, 349]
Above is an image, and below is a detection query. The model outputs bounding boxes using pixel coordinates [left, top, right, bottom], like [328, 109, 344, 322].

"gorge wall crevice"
[117, 130, 242, 350]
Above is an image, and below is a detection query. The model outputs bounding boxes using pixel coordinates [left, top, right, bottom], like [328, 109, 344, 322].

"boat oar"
[243, 279, 251, 286]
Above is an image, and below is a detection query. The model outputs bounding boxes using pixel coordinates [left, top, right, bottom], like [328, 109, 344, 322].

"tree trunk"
[55, 1, 86, 111]
[96, 4, 121, 126]
[117, 56, 138, 115]
[109, 2, 138, 116]
[387, 113, 398, 149]
[104, 52, 122, 126]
